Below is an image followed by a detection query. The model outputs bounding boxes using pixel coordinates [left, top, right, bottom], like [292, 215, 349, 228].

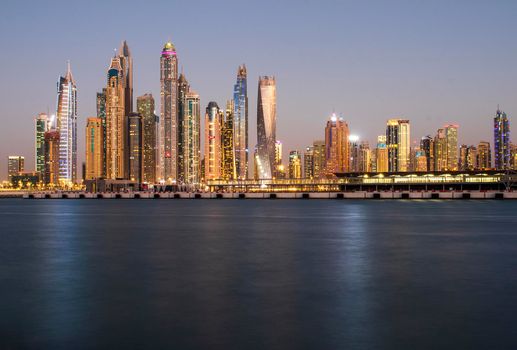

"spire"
[65, 60, 74, 83]
[119, 40, 131, 57]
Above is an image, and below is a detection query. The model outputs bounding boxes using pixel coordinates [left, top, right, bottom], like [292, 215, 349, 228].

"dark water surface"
[0, 199, 516, 349]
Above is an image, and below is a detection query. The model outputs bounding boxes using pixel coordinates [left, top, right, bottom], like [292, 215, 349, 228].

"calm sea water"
[0, 199, 516, 349]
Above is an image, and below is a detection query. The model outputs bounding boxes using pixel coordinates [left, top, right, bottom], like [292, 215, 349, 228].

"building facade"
[233, 65, 248, 179]
[44, 131, 60, 185]
[288, 150, 302, 179]
[137, 94, 157, 183]
[494, 109, 510, 170]
[221, 100, 236, 181]
[204, 102, 222, 180]
[325, 114, 349, 175]
[256, 76, 277, 179]
[85, 118, 103, 180]
[35, 113, 48, 175]
[127, 113, 143, 183]
[477, 141, 492, 169]
[8, 156, 24, 181]
[183, 92, 201, 184]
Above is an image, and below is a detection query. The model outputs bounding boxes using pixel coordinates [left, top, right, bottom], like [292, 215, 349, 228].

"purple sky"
[0, 0, 516, 179]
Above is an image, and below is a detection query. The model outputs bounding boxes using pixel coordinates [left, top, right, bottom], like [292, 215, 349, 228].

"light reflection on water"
[0, 199, 516, 349]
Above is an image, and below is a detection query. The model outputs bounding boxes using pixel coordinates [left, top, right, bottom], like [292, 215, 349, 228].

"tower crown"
[162, 42, 176, 56]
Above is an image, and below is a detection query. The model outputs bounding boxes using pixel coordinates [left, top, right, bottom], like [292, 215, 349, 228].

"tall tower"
[183, 91, 201, 184]
[105, 56, 126, 179]
[96, 89, 107, 176]
[137, 94, 157, 183]
[386, 119, 410, 172]
[444, 124, 458, 171]
[204, 102, 222, 180]
[221, 100, 236, 181]
[420, 135, 434, 171]
[56, 62, 78, 184]
[127, 113, 143, 183]
[303, 146, 314, 179]
[477, 141, 492, 169]
[288, 150, 302, 179]
[494, 108, 510, 170]
[376, 135, 388, 173]
[233, 65, 248, 179]
[256, 76, 276, 179]
[312, 140, 326, 179]
[160, 41, 178, 183]
[324, 114, 349, 175]
[177, 73, 190, 183]
[118, 41, 133, 114]
[35, 113, 49, 174]
[44, 132, 60, 185]
[85, 117, 103, 180]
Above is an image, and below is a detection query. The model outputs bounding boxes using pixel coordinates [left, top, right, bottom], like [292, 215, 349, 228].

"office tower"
[160, 41, 178, 183]
[35, 113, 49, 174]
[85, 118, 103, 180]
[459, 145, 468, 171]
[312, 140, 326, 179]
[127, 113, 143, 183]
[183, 91, 201, 184]
[414, 149, 427, 171]
[386, 119, 410, 172]
[325, 114, 349, 175]
[349, 136, 360, 172]
[288, 151, 302, 179]
[56, 62, 78, 183]
[304, 146, 314, 179]
[204, 102, 222, 180]
[221, 100, 236, 181]
[376, 135, 388, 173]
[8, 156, 24, 180]
[444, 124, 459, 171]
[477, 141, 491, 170]
[420, 135, 434, 171]
[274, 140, 283, 177]
[434, 129, 447, 171]
[358, 141, 371, 172]
[256, 76, 276, 179]
[233, 65, 248, 179]
[494, 108, 510, 170]
[44, 131, 60, 185]
[459, 145, 477, 171]
[510, 144, 517, 170]
[96, 89, 107, 176]
[118, 41, 133, 115]
[105, 56, 126, 179]
[177, 73, 190, 183]
[137, 94, 157, 183]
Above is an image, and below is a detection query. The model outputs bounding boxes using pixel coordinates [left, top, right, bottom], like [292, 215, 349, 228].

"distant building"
[137, 94, 157, 183]
[358, 141, 371, 172]
[303, 146, 314, 179]
[183, 91, 201, 184]
[256, 76, 276, 179]
[477, 141, 492, 170]
[8, 156, 24, 181]
[420, 136, 434, 171]
[233, 65, 249, 179]
[44, 131, 60, 185]
[204, 102, 222, 180]
[494, 108, 510, 170]
[177, 73, 190, 183]
[127, 113, 143, 183]
[444, 124, 459, 171]
[376, 135, 388, 173]
[325, 114, 349, 176]
[312, 140, 326, 179]
[288, 150, 302, 179]
[85, 118, 103, 180]
[35, 113, 49, 175]
[386, 119, 410, 172]
[96, 89, 107, 177]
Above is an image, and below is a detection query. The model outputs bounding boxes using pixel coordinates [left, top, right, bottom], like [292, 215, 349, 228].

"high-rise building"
[414, 149, 427, 171]
[358, 141, 371, 172]
[118, 41, 133, 115]
[127, 113, 143, 183]
[288, 151, 302, 179]
[325, 114, 349, 175]
[177, 73, 190, 183]
[477, 141, 492, 170]
[183, 91, 201, 184]
[312, 140, 326, 179]
[44, 131, 60, 185]
[444, 124, 458, 171]
[274, 140, 283, 177]
[8, 156, 24, 181]
[105, 56, 126, 179]
[85, 118, 103, 180]
[233, 65, 248, 179]
[160, 41, 178, 183]
[376, 135, 388, 172]
[96, 89, 107, 177]
[494, 108, 510, 170]
[459, 145, 477, 171]
[420, 136, 434, 171]
[256, 76, 276, 179]
[221, 100, 236, 181]
[386, 119, 410, 172]
[204, 102, 222, 180]
[137, 94, 157, 183]
[56, 62, 77, 184]
[303, 146, 314, 179]
[35, 113, 49, 175]
[349, 136, 360, 172]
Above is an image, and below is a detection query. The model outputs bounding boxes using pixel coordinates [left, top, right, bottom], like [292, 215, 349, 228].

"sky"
[0, 0, 516, 180]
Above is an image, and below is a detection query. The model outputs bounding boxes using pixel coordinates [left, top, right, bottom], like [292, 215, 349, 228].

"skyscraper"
[233, 65, 248, 179]
[325, 114, 349, 175]
[137, 94, 157, 183]
[85, 118, 103, 180]
[160, 41, 178, 183]
[256, 76, 276, 179]
[303, 146, 314, 179]
[420, 135, 434, 171]
[96, 89, 107, 177]
[386, 119, 410, 172]
[56, 62, 77, 184]
[358, 141, 371, 172]
[127, 113, 143, 183]
[494, 108, 510, 170]
[177, 73, 190, 183]
[459, 145, 477, 171]
[8, 156, 24, 181]
[434, 128, 447, 171]
[44, 131, 60, 185]
[118, 41, 133, 115]
[444, 124, 459, 171]
[35, 113, 48, 175]
[204, 102, 222, 180]
[288, 150, 302, 179]
[477, 141, 492, 170]
[312, 140, 326, 179]
[376, 135, 388, 172]
[221, 100, 236, 181]
[183, 91, 201, 184]
[105, 56, 126, 179]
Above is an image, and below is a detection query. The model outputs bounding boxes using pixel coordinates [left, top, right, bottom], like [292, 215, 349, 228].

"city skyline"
[1, 1, 516, 179]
